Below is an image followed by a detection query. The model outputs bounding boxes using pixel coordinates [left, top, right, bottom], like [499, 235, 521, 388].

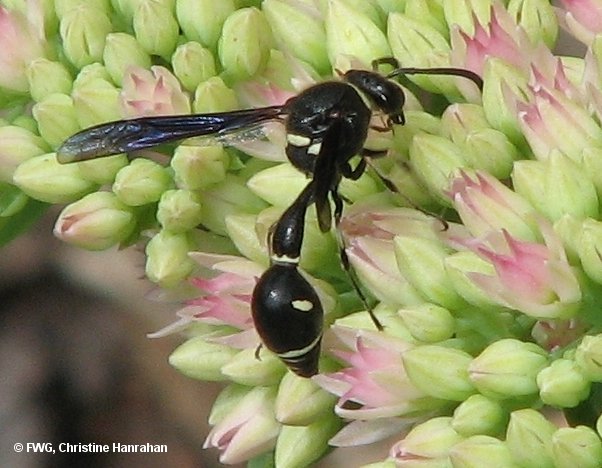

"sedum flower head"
[7, 1, 602, 466]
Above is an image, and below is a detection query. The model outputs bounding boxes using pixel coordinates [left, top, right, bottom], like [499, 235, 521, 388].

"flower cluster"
[5, 0, 602, 466]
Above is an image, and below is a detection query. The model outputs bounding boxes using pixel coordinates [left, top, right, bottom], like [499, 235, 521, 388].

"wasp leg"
[340, 157, 367, 181]
[254, 343, 263, 360]
[331, 189, 383, 331]
[372, 57, 400, 70]
[363, 154, 449, 231]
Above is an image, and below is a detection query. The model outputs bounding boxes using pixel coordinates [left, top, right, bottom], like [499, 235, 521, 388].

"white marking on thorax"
[287, 133, 312, 147]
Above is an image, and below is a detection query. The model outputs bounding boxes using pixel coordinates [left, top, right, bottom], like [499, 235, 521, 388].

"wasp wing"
[57, 106, 286, 163]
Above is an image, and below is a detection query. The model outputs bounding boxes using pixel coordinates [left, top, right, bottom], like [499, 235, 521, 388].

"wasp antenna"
[387, 66, 483, 91]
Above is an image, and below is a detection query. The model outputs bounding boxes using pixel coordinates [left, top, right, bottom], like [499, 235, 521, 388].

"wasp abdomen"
[251, 263, 323, 377]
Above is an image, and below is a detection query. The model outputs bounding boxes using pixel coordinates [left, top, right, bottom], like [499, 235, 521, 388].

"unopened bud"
[145, 230, 195, 287]
[169, 336, 238, 381]
[13, 153, 96, 203]
[103, 32, 152, 86]
[469, 339, 548, 399]
[113, 159, 172, 206]
[59, 5, 112, 68]
[54, 191, 136, 250]
[26, 58, 73, 102]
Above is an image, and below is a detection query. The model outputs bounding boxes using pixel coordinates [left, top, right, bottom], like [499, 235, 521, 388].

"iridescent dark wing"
[57, 106, 286, 163]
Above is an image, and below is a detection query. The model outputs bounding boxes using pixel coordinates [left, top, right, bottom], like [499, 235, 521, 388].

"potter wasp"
[59, 58, 482, 377]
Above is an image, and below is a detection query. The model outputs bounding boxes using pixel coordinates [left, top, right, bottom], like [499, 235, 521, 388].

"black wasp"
[58, 58, 483, 377]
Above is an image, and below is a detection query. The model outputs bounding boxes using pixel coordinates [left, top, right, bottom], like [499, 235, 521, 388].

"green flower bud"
[506, 409, 556, 468]
[335, 305, 414, 339]
[444, 251, 503, 309]
[59, 5, 112, 68]
[201, 174, 266, 235]
[381, 159, 436, 208]
[339, 168, 380, 203]
[577, 218, 602, 285]
[218, 7, 273, 82]
[73, 62, 112, 87]
[481, 58, 530, 147]
[387, 13, 456, 95]
[207, 385, 280, 464]
[0, 183, 29, 217]
[361, 463, 396, 468]
[156, 189, 203, 233]
[13, 153, 96, 203]
[133, 0, 179, 60]
[0, 126, 48, 183]
[12, 115, 38, 134]
[54, 0, 111, 18]
[576, 335, 602, 382]
[469, 339, 549, 399]
[113, 159, 172, 206]
[145, 229, 195, 287]
[392, 110, 440, 155]
[512, 152, 599, 222]
[247, 163, 306, 208]
[394, 235, 466, 309]
[441, 103, 488, 139]
[552, 426, 602, 468]
[221, 347, 285, 386]
[398, 304, 455, 343]
[553, 214, 582, 264]
[53, 192, 136, 250]
[405, 0, 447, 38]
[338, 0, 386, 29]
[26, 58, 73, 102]
[171, 42, 217, 92]
[102, 32, 152, 86]
[537, 358, 591, 408]
[193, 77, 238, 113]
[507, 0, 558, 49]
[443, 0, 492, 35]
[441, 105, 517, 178]
[263, 0, 329, 74]
[409, 133, 466, 204]
[582, 147, 602, 202]
[171, 144, 229, 190]
[275, 371, 337, 426]
[396, 417, 463, 459]
[224, 213, 266, 265]
[403, 345, 475, 401]
[24, 0, 58, 35]
[326, 0, 390, 66]
[207, 383, 249, 425]
[275, 414, 342, 468]
[32, 93, 80, 149]
[175, 0, 235, 50]
[169, 336, 238, 381]
[76, 155, 129, 185]
[452, 394, 507, 437]
[72, 78, 121, 129]
[449, 435, 514, 468]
